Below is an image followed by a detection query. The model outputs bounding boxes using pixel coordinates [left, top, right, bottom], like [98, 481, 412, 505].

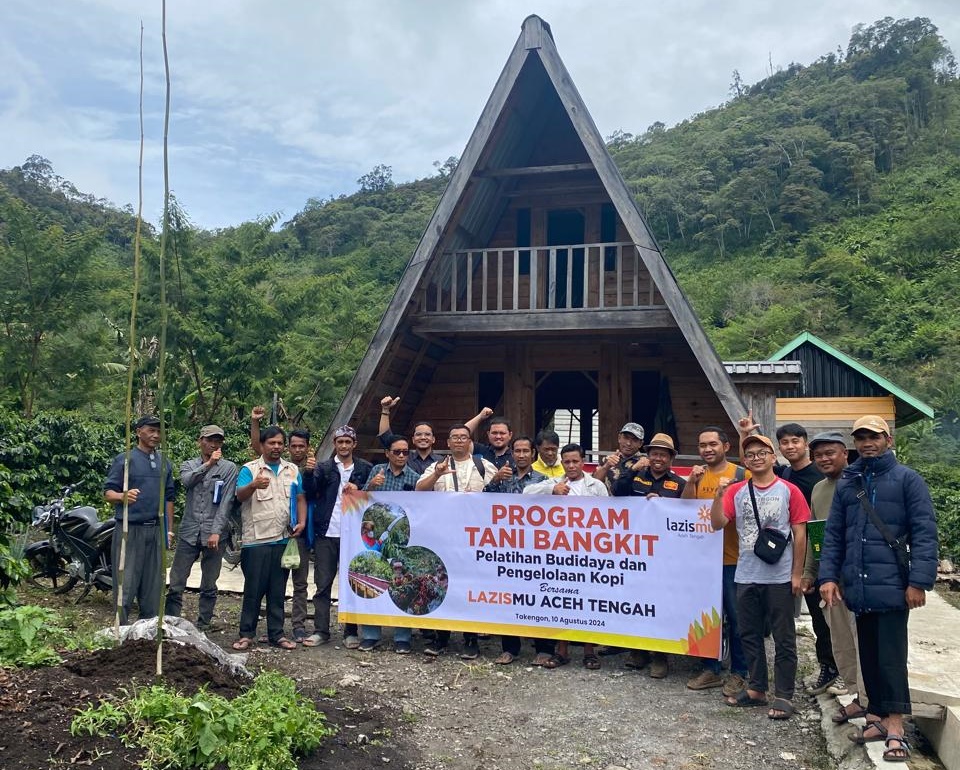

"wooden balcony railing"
[420, 242, 662, 313]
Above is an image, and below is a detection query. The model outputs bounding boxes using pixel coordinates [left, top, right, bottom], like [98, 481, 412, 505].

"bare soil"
[4, 584, 935, 770]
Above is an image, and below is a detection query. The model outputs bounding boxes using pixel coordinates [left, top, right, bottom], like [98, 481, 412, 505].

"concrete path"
[168, 559, 339, 600]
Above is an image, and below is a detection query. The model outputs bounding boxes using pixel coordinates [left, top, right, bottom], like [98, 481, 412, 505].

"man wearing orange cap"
[819, 416, 938, 762]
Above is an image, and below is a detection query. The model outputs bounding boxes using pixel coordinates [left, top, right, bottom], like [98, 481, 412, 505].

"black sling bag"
[749, 479, 792, 564]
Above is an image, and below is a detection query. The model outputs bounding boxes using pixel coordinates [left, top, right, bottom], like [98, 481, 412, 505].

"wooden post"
[505, 343, 534, 431]
[597, 343, 624, 450]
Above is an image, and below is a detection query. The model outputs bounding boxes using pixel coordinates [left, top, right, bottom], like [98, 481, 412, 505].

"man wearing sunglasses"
[358, 435, 419, 654]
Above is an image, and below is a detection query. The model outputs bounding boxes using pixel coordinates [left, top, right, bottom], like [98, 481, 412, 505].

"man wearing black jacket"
[302, 425, 372, 647]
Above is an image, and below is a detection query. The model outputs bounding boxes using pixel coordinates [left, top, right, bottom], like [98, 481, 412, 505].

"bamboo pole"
[115, 21, 147, 643]
[155, 0, 172, 677]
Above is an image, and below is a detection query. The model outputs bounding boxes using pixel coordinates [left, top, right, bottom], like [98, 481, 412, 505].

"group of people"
[104, 402, 937, 762]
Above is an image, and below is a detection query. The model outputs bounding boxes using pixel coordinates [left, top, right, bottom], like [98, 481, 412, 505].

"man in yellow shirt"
[681, 426, 749, 695]
[531, 429, 564, 478]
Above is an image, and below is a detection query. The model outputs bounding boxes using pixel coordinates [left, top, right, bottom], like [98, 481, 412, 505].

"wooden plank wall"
[396, 337, 737, 457]
[776, 396, 896, 441]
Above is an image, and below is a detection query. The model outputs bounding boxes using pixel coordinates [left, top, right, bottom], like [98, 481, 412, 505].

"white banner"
[339, 490, 723, 656]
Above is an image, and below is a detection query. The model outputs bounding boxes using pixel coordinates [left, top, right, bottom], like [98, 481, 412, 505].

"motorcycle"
[25, 484, 115, 601]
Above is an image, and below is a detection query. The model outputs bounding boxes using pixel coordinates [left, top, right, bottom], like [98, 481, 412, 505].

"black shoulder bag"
[855, 477, 911, 583]
[749, 479, 792, 564]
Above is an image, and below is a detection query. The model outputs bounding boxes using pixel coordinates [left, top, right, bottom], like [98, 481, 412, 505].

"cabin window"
[547, 209, 586, 308]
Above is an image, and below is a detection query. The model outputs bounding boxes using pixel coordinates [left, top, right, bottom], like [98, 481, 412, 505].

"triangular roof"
[319, 15, 746, 453]
[769, 331, 934, 425]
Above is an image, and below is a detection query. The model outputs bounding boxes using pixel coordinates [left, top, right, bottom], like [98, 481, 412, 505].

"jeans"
[360, 625, 412, 644]
[736, 582, 797, 699]
[166, 535, 225, 626]
[706, 564, 748, 676]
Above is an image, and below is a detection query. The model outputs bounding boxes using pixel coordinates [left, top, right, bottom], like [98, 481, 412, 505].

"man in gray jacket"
[166, 425, 238, 630]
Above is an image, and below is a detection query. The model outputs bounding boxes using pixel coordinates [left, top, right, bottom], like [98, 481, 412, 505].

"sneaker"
[459, 641, 480, 660]
[808, 664, 839, 695]
[358, 639, 378, 652]
[624, 650, 650, 670]
[826, 676, 848, 696]
[343, 634, 361, 650]
[424, 641, 447, 656]
[687, 670, 724, 690]
[722, 673, 747, 698]
[292, 628, 308, 643]
[302, 632, 330, 647]
[394, 641, 412, 655]
[649, 652, 669, 679]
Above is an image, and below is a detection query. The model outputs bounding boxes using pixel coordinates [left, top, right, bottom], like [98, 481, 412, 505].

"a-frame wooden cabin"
[319, 15, 747, 459]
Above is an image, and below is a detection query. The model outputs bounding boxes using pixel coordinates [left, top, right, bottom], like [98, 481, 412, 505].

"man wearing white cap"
[167, 425, 238, 630]
[819, 416, 938, 762]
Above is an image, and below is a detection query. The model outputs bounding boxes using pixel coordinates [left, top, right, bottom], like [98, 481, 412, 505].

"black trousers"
[737, 582, 797, 699]
[499, 636, 555, 656]
[857, 609, 911, 717]
[239, 543, 289, 643]
[804, 591, 836, 668]
[313, 536, 358, 639]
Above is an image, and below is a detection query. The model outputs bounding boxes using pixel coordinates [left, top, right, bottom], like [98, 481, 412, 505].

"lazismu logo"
[665, 506, 716, 534]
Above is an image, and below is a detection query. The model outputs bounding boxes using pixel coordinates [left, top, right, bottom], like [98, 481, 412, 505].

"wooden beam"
[412, 308, 676, 335]
[476, 163, 595, 178]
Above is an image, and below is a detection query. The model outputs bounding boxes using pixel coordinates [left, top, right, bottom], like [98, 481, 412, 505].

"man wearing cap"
[303, 425, 372, 648]
[103, 415, 176, 624]
[166, 425, 238, 630]
[804, 432, 872, 728]
[819, 416, 938, 761]
[593, 422, 646, 496]
[711, 432, 810, 719]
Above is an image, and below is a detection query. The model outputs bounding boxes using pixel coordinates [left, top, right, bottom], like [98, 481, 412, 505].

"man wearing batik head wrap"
[302, 426, 373, 648]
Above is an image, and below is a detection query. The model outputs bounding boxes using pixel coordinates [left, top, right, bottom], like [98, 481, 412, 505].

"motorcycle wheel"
[27, 552, 79, 593]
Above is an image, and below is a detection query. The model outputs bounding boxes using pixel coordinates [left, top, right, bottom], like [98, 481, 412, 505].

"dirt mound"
[64, 638, 246, 696]
[0, 639, 410, 770]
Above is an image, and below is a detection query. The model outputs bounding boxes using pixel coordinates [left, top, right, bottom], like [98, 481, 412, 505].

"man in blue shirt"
[103, 415, 175, 624]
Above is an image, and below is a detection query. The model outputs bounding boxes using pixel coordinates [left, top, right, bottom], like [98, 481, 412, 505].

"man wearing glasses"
[416, 424, 497, 657]
[711, 433, 809, 720]
[358, 434, 420, 654]
[103, 414, 176, 624]
[376, 395, 441, 475]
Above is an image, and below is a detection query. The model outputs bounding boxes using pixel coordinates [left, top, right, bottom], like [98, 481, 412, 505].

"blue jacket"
[818, 450, 938, 614]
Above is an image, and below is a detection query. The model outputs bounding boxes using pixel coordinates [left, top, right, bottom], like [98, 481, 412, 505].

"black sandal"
[832, 699, 867, 724]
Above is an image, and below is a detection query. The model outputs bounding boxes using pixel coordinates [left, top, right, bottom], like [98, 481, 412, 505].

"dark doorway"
[535, 370, 598, 451]
[547, 209, 585, 308]
[630, 371, 660, 429]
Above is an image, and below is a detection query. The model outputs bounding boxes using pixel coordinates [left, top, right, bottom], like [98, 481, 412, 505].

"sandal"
[270, 637, 297, 650]
[726, 689, 768, 707]
[832, 699, 868, 724]
[849, 720, 887, 744]
[583, 654, 601, 670]
[543, 654, 570, 669]
[882, 735, 910, 762]
[494, 652, 516, 665]
[231, 637, 253, 651]
[531, 652, 553, 667]
[767, 697, 795, 720]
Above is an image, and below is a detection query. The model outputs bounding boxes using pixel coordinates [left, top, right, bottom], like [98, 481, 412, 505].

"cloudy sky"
[1, 1, 957, 230]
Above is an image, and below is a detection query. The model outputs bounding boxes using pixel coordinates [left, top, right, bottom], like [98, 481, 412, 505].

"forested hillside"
[1, 17, 958, 443]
